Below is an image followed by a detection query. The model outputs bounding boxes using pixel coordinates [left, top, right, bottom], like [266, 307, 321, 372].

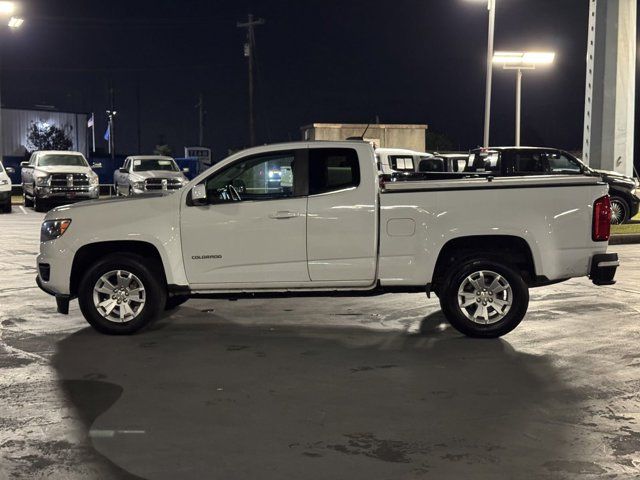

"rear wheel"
[78, 253, 167, 335]
[610, 196, 629, 225]
[438, 258, 529, 338]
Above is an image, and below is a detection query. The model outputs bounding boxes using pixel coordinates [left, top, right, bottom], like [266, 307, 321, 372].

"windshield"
[133, 159, 178, 172]
[38, 154, 88, 167]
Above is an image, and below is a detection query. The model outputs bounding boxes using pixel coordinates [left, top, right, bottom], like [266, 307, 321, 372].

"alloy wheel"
[92, 270, 146, 323]
[457, 270, 513, 325]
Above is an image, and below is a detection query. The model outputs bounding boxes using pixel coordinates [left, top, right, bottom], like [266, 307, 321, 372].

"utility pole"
[237, 13, 265, 146]
[195, 93, 204, 146]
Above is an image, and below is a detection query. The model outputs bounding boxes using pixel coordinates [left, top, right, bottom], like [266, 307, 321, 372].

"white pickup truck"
[36, 141, 618, 338]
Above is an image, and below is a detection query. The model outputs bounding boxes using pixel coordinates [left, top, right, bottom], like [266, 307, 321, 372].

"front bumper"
[589, 253, 619, 286]
[36, 185, 99, 201]
[36, 274, 71, 314]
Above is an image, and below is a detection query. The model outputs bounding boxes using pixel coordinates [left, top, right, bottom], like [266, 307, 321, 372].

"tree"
[154, 144, 173, 156]
[425, 131, 456, 152]
[27, 122, 73, 151]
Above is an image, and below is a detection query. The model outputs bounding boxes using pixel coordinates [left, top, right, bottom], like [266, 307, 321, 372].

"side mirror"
[5, 167, 14, 174]
[20, 161, 30, 167]
[118, 168, 127, 174]
[182, 167, 190, 173]
[91, 162, 103, 169]
[191, 183, 207, 204]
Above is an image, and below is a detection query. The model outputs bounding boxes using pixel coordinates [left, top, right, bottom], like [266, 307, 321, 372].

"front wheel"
[78, 253, 167, 335]
[438, 259, 529, 338]
[33, 194, 48, 212]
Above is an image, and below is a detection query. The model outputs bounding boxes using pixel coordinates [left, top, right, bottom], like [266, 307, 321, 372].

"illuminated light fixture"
[493, 51, 556, 67]
[492, 51, 556, 147]
[0, 1, 15, 15]
[8, 16, 23, 28]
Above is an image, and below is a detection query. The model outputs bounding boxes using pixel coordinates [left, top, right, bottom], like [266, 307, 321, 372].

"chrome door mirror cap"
[191, 183, 207, 201]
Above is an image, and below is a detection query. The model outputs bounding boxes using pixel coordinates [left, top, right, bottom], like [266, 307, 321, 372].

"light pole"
[493, 51, 555, 147]
[468, 0, 496, 148]
[0, 2, 23, 165]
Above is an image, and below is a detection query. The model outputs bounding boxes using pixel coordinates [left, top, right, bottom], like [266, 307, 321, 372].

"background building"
[301, 123, 428, 152]
[1, 108, 89, 158]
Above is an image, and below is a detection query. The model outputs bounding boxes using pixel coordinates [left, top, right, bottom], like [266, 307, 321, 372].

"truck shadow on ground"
[51, 309, 582, 480]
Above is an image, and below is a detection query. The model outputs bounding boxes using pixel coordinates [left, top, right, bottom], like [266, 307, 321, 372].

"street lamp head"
[493, 51, 556, 68]
[8, 16, 23, 28]
[0, 1, 15, 15]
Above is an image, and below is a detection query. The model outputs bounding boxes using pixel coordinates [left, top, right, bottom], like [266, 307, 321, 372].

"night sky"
[0, 0, 625, 160]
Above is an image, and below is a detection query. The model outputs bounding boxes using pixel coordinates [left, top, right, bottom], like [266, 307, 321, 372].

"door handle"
[269, 210, 299, 219]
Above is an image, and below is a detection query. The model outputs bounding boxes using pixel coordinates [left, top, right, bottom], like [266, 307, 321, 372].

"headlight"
[89, 175, 99, 186]
[41, 219, 72, 242]
[132, 181, 145, 190]
[0, 179, 8, 186]
[35, 176, 51, 187]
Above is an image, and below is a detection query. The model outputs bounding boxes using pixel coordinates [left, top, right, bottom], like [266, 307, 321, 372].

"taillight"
[592, 195, 611, 242]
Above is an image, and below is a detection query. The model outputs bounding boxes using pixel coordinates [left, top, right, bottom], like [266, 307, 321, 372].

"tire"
[1, 201, 11, 213]
[23, 185, 33, 207]
[33, 194, 48, 213]
[438, 258, 529, 338]
[165, 295, 189, 310]
[610, 196, 630, 225]
[78, 253, 167, 335]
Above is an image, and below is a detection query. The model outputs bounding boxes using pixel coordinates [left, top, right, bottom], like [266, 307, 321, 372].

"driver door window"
[205, 152, 299, 203]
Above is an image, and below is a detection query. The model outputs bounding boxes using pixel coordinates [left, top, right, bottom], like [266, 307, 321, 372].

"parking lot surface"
[1, 209, 639, 479]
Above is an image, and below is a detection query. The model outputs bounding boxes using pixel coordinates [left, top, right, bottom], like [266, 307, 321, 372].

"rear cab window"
[388, 155, 415, 172]
[468, 150, 501, 173]
[309, 148, 360, 195]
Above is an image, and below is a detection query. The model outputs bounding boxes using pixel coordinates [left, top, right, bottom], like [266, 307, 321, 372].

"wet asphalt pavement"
[1, 208, 639, 479]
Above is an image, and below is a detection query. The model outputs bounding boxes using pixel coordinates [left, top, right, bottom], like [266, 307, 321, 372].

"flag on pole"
[87, 113, 94, 129]
[104, 123, 110, 141]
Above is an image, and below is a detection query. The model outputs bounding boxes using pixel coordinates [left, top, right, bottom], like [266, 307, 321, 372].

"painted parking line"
[18, 206, 27, 215]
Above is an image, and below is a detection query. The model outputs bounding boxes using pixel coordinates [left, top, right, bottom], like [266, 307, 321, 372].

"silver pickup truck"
[114, 156, 189, 196]
[21, 151, 100, 212]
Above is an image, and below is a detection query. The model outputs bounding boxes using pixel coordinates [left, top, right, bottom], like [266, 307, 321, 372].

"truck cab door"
[180, 149, 310, 287]
[306, 146, 378, 284]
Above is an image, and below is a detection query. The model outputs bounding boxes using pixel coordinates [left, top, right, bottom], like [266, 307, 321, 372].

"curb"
[610, 234, 640, 245]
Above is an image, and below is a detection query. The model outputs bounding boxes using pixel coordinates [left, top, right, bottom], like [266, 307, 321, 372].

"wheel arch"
[431, 235, 538, 291]
[70, 240, 168, 297]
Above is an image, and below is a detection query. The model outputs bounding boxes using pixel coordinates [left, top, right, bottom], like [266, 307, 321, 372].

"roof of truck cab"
[472, 146, 559, 151]
[376, 148, 431, 156]
[34, 150, 84, 155]
[126, 155, 175, 161]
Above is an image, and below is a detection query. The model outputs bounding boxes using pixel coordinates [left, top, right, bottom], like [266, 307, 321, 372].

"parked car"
[418, 153, 469, 173]
[376, 148, 433, 174]
[468, 147, 640, 224]
[21, 151, 100, 212]
[36, 141, 618, 338]
[114, 156, 189, 196]
[0, 161, 14, 213]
